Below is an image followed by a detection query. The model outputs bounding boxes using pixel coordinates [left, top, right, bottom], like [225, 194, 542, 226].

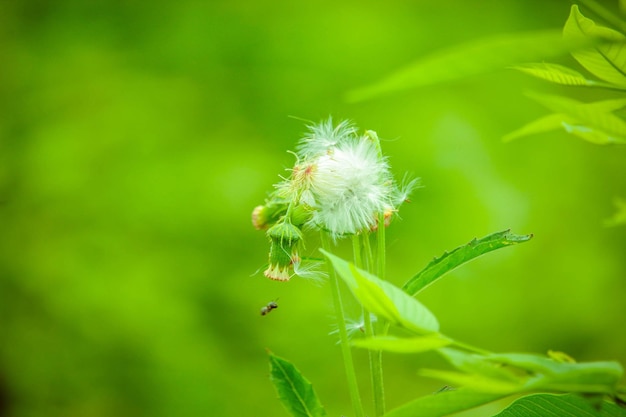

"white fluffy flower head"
[279, 118, 416, 239]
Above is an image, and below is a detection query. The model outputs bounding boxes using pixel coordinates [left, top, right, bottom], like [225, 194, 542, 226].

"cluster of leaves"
[504, 5, 626, 145]
[347, 4, 626, 228]
[268, 230, 626, 416]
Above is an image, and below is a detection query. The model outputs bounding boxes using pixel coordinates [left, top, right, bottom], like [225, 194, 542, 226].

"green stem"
[362, 233, 375, 273]
[377, 212, 386, 280]
[360, 238, 384, 416]
[321, 232, 365, 417]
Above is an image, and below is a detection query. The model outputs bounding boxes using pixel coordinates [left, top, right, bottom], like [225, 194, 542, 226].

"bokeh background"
[1, 0, 625, 416]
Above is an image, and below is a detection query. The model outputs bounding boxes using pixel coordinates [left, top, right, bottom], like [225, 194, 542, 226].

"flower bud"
[264, 221, 303, 281]
[251, 201, 287, 230]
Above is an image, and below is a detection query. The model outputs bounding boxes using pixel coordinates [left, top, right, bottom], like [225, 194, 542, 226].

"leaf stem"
[377, 212, 386, 280]
[357, 233, 386, 416]
[321, 232, 365, 417]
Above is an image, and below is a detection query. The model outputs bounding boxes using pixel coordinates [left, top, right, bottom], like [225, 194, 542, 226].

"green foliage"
[402, 229, 532, 296]
[510, 63, 597, 87]
[493, 393, 626, 417]
[384, 388, 507, 417]
[432, 348, 623, 395]
[323, 239, 625, 416]
[564, 5, 626, 88]
[506, 5, 626, 145]
[321, 250, 439, 334]
[269, 353, 328, 417]
[346, 29, 596, 102]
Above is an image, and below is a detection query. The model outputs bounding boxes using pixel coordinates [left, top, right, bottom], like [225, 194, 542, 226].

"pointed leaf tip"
[402, 230, 533, 296]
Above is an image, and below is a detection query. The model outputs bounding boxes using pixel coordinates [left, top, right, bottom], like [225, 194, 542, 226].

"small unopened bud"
[251, 201, 287, 230]
[264, 221, 303, 281]
[290, 204, 313, 226]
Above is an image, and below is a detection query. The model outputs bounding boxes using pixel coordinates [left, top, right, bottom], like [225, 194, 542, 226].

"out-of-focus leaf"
[269, 353, 327, 417]
[561, 122, 624, 144]
[511, 62, 594, 86]
[505, 98, 626, 143]
[402, 230, 532, 296]
[383, 387, 507, 417]
[418, 369, 522, 393]
[493, 393, 626, 417]
[529, 93, 626, 144]
[346, 30, 596, 101]
[503, 113, 567, 142]
[438, 348, 529, 386]
[564, 5, 626, 87]
[436, 348, 623, 396]
[605, 198, 626, 227]
[321, 250, 439, 334]
[352, 335, 452, 353]
[487, 352, 623, 394]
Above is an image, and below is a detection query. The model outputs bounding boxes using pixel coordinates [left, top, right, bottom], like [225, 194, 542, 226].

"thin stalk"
[362, 233, 375, 273]
[321, 232, 365, 417]
[361, 233, 385, 416]
[377, 212, 386, 280]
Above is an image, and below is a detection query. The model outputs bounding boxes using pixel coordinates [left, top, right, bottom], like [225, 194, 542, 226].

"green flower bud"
[264, 221, 303, 281]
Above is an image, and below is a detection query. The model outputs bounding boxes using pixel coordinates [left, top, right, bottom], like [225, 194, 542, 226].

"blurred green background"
[1, 0, 625, 416]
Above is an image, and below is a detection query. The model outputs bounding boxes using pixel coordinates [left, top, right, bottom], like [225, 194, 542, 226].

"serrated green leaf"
[564, 5, 626, 87]
[402, 229, 532, 296]
[269, 353, 327, 417]
[346, 30, 596, 102]
[493, 393, 626, 417]
[503, 113, 567, 142]
[352, 335, 452, 353]
[383, 387, 507, 417]
[528, 92, 626, 144]
[321, 250, 439, 334]
[511, 62, 594, 86]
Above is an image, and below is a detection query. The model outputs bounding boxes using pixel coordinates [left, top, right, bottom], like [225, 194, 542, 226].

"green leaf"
[383, 387, 507, 417]
[321, 250, 439, 334]
[503, 113, 567, 142]
[493, 393, 626, 417]
[418, 369, 523, 394]
[564, 5, 626, 88]
[402, 229, 533, 296]
[352, 334, 452, 353]
[486, 352, 623, 394]
[504, 98, 626, 143]
[436, 348, 623, 396]
[346, 29, 595, 102]
[605, 197, 626, 227]
[511, 62, 594, 86]
[269, 353, 327, 417]
[528, 93, 626, 144]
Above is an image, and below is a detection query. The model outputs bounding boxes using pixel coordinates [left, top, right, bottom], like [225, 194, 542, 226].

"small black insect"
[260, 300, 279, 316]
